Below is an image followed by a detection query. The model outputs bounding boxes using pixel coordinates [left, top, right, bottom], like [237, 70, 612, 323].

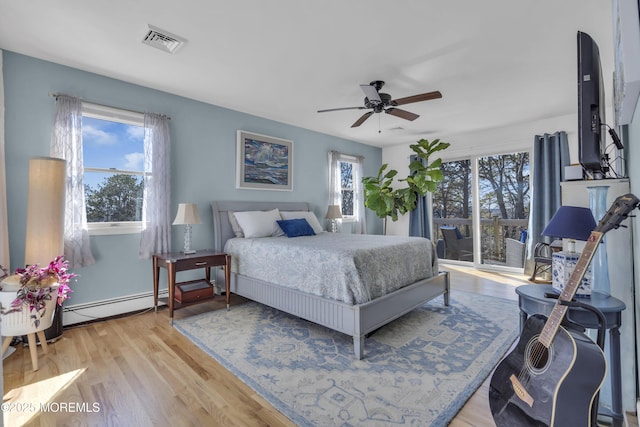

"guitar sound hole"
[525, 337, 551, 373]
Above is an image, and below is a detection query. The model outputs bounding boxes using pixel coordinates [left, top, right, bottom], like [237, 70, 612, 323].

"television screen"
[577, 31, 606, 178]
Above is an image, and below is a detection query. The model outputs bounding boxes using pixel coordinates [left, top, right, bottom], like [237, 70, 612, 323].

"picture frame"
[612, 0, 640, 126]
[236, 130, 293, 191]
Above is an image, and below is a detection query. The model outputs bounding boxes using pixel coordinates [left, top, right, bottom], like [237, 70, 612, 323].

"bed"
[211, 200, 450, 359]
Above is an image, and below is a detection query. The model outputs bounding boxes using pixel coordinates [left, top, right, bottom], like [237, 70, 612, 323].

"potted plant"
[0, 255, 75, 328]
[362, 138, 449, 232]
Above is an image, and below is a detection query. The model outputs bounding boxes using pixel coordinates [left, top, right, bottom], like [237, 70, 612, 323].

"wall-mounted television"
[577, 31, 606, 178]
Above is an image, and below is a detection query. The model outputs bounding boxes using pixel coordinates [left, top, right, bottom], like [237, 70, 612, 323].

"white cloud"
[83, 124, 117, 145]
[124, 152, 144, 170]
[127, 126, 145, 140]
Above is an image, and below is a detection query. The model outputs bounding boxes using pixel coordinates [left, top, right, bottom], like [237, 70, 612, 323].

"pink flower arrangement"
[8, 256, 76, 327]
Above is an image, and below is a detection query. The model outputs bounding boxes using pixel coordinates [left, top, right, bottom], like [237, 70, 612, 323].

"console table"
[516, 284, 625, 426]
[152, 250, 231, 324]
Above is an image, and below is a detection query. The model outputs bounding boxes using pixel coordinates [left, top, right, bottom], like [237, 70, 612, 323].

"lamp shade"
[24, 157, 66, 266]
[325, 205, 343, 219]
[173, 203, 201, 225]
[541, 206, 596, 241]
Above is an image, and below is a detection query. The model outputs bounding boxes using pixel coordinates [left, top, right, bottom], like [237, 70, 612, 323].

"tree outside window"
[340, 161, 354, 217]
[82, 112, 146, 234]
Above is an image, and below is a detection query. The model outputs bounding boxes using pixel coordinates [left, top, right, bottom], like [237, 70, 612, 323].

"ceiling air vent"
[142, 25, 186, 54]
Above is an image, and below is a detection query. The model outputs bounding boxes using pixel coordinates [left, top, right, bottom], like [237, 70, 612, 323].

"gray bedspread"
[224, 232, 438, 305]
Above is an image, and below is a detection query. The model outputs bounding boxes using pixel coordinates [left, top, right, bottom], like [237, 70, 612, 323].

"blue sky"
[82, 116, 144, 189]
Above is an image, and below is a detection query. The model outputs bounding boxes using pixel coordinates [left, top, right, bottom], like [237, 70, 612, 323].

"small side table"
[152, 250, 231, 324]
[515, 284, 626, 427]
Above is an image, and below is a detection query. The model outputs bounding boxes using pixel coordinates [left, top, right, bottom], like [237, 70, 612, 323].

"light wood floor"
[2, 265, 527, 426]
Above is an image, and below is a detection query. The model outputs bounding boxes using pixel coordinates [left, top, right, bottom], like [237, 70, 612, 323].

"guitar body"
[489, 314, 606, 427]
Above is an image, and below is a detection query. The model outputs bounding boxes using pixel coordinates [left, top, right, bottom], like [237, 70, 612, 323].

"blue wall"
[2, 51, 382, 305]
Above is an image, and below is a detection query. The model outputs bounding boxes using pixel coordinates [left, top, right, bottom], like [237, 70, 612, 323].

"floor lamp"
[23, 157, 66, 343]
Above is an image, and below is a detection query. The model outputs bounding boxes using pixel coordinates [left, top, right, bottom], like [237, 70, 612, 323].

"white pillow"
[280, 211, 323, 234]
[228, 211, 244, 238]
[232, 209, 284, 238]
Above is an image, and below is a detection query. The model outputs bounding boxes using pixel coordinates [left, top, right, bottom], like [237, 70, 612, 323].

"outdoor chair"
[505, 230, 527, 268]
[440, 226, 473, 261]
[528, 242, 553, 282]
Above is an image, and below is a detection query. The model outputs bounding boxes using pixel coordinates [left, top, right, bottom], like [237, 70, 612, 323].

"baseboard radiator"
[62, 290, 168, 326]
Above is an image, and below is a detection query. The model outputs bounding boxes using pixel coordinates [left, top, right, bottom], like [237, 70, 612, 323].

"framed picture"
[613, 0, 640, 126]
[236, 130, 293, 191]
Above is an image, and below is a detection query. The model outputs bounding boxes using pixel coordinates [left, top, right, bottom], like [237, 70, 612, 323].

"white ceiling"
[0, 0, 613, 148]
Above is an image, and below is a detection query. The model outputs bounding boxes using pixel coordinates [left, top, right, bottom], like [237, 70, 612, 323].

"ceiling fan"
[317, 80, 442, 128]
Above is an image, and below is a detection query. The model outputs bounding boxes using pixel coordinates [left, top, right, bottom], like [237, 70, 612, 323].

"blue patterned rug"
[174, 291, 519, 426]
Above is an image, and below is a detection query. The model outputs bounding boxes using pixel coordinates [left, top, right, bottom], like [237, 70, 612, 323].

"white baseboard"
[62, 289, 168, 326]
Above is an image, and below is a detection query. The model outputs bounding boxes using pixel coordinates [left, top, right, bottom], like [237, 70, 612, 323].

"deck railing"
[433, 217, 528, 265]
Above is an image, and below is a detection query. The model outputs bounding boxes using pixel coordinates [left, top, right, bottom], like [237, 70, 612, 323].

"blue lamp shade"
[541, 206, 597, 241]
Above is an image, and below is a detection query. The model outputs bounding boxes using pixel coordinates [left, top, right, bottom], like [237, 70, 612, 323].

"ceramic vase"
[588, 185, 611, 296]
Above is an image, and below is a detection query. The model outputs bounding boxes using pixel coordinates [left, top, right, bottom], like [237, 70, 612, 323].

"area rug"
[174, 291, 520, 427]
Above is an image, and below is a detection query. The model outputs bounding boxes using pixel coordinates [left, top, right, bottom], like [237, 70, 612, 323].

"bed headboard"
[211, 201, 312, 251]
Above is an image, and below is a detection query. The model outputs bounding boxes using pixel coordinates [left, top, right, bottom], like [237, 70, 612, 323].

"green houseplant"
[362, 138, 449, 231]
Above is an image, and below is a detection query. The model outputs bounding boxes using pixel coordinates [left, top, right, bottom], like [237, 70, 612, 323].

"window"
[432, 151, 530, 269]
[82, 104, 145, 235]
[339, 160, 355, 218]
[329, 151, 365, 232]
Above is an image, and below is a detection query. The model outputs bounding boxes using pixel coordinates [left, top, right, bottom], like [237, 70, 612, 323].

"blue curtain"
[525, 131, 570, 273]
[409, 155, 432, 239]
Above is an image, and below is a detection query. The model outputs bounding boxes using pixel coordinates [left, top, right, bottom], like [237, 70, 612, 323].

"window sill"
[88, 222, 143, 236]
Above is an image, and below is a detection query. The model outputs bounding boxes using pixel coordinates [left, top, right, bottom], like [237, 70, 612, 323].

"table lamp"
[325, 205, 342, 233]
[541, 205, 596, 252]
[173, 203, 201, 254]
[543, 206, 597, 296]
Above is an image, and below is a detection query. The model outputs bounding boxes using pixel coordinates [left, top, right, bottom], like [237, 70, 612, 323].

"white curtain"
[328, 151, 366, 234]
[0, 50, 9, 269]
[50, 95, 95, 268]
[328, 150, 341, 210]
[138, 113, 171, 258]
[352, 155, 366, 234]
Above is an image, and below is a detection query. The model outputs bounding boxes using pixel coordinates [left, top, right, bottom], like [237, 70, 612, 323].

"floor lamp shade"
[24, 157, 66, 267]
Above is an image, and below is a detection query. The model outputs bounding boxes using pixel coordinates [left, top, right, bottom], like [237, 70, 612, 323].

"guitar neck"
[538, 231, 604, 348]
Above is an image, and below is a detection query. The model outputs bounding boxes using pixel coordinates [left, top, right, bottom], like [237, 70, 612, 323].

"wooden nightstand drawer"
[174, 255, 226, 271]
[175, 280, 214, 303]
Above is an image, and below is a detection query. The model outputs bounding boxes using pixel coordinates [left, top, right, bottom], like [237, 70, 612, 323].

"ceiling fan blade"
[351, 111, 374, 128]
[392, 90, 442, 106]
[318, 106, 367, 113]
[385, 107, 419, 121]
[360, 84, 381, 103]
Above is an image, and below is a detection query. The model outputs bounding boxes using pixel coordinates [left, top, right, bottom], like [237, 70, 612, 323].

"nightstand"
[152, 250, 231, 324]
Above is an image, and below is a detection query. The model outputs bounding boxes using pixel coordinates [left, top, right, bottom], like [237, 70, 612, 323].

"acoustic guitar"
[489, 193, 639, 427]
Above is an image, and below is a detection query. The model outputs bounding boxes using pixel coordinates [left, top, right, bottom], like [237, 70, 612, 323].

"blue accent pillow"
[276, 219, 316, 238]
[520, 230, 528, 243]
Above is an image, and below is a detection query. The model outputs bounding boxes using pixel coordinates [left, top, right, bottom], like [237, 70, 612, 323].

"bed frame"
[211, 200, 450, 359]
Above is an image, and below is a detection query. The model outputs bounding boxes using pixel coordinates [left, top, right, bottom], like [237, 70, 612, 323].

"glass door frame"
[437, 149, 532, 272]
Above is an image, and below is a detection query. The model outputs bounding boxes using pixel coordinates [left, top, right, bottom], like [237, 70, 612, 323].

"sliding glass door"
[432, 160, 473, 261]
[432, 151, 530, 269]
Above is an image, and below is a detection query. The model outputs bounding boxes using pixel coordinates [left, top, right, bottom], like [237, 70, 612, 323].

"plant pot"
[0, 287, 58, 336]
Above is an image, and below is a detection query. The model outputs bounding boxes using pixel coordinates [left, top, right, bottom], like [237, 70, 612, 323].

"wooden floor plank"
[2, 265, 528, 426]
